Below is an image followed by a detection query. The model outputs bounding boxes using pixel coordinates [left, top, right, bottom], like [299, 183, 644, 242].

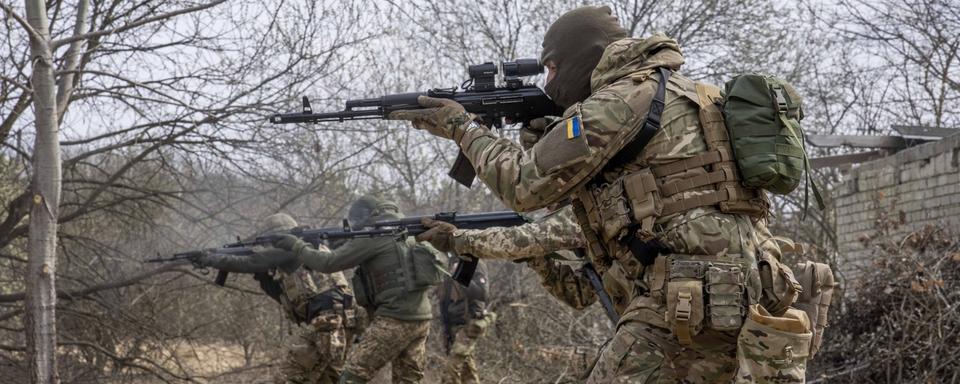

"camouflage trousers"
[442, 314, 494, 384]
[341, 315, 430, 383]
[586, 297, 809, 383]
[278, 312, 348, 384]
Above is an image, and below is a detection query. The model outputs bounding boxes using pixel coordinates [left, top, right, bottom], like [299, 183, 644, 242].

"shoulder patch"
[565, 115, 583, 139]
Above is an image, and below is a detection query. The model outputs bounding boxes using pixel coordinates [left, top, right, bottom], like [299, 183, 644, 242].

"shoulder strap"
[604, 66, 672, 171]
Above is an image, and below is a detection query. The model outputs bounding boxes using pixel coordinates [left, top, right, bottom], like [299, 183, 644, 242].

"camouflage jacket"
[450, 206, 586, 260]
[454, 34, 769, 324]
[451, 207, 636, 313]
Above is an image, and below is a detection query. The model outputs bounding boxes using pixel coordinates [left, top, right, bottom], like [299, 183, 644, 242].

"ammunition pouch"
[757, 250, 801, 316]
[794, 261, 835, 358]
[659, 256, 747, 345]
[736, 304, 812, 382]
[351, 268, 374, 309]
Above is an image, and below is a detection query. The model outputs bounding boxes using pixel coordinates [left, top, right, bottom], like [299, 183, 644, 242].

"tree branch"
[50, 0, 227, 49]
[0, 2, 44, 43]
[0, 263, 187, 303]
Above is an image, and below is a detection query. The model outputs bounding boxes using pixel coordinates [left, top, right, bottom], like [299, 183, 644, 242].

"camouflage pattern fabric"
[525, 254, 597, 311]
[451, 206, 585, 260]
[443, 31, 806, 383]
[342, 315, 430, 383]
[277, 312, 348, 384]
[587, 321, 738, 383]
[450, 206, 601, 311]
[734, 305, 811, 384]
[273, 266, 352, 323]
[442, 315, 494, 384]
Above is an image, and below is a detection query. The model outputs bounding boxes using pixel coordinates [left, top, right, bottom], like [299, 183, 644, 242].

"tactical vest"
[571, 68, 768, 279]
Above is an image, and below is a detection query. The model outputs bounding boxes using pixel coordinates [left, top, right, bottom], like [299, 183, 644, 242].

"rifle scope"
[468, 59, 543, 91]
[501, 59, 542, 77]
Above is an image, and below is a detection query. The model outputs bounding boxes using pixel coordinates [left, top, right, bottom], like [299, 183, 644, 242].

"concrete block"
[918, 159, 936, 178]
[878, 165, 898, 187]
[857, 177, 877, 192]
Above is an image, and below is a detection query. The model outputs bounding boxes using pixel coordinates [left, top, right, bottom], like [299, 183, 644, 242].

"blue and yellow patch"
[565, 115, 583, 139]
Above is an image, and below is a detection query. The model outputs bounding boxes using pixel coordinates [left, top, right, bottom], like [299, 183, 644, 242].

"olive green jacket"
[299, 236, 433, 321]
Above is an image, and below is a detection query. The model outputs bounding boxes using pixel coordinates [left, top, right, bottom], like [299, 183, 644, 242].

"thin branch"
[50, 0, 227, 49]
[0, 1, 44, 43]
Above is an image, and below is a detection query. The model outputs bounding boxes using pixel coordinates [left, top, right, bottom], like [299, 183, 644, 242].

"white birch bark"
[23, 0, 62, 382]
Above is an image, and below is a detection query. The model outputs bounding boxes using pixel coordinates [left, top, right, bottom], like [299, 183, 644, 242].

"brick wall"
[835, 133, 960, 281]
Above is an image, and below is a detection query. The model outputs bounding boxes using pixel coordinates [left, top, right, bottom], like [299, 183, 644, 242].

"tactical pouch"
[735, 304, 811, 382]
[394, 239, 447, 291]
[665, 258, 747, 344]
[586, 169, 664, 243]
[350, 268, 373, 309]
[706, 264, 745, 331]
[666, 279, 704, 345]
[757, 250, 801, 316]
[794, 261, 835, 358]
[408, 240, 448, 289]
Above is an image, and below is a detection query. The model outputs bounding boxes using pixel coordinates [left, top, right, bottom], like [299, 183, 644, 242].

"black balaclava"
[541, 5, 628, 108]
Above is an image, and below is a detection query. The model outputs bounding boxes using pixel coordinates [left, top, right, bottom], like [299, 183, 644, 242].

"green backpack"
[723, 74, 823, 209]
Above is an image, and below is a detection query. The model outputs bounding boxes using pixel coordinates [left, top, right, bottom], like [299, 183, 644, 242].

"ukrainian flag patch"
[565, 115, 583, 139]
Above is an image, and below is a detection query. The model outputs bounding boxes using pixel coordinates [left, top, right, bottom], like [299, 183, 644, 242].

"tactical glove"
[519, 116, 556, 150]
[272, 234, 309, 255]
[416, 217, 457, 253]
[387, 96, 476, 143]
[191, 251, 212, 268]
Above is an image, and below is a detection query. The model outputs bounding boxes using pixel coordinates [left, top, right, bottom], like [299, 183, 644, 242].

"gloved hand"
[272, 234, 307, 253]
[191, 250, 212, 268]
[387, 96, 475, 142]
[519, 116, 556, 150]
[415, 217, 457, 253]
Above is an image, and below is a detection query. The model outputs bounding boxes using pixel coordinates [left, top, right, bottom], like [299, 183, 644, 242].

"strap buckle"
[675, 290, 694, 345]
[676, 291, 693, 321]
[772, 85, 789, 114]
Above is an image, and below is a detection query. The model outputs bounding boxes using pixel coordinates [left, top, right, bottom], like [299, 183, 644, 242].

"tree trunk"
[24, 0, 61, 382]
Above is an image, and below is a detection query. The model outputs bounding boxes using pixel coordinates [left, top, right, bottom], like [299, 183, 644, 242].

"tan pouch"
[758, 251, 801, 316]
[594, 177, 632, 242]
[666, 279, 704, 345]
[735, 304, 811, 383]
[622, 168, 662, 238]
[794, 261, 835, 358]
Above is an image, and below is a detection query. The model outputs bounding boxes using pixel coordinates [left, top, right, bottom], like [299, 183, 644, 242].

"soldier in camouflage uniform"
[420, 206, 638, 316]
[196, 213, 358, 384]
[390, 6, 811, 383]
[267, 196, 439, 384]
[438, 257, 494, 384]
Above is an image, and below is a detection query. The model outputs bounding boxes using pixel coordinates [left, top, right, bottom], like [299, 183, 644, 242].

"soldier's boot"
[338, 370, 368, 384]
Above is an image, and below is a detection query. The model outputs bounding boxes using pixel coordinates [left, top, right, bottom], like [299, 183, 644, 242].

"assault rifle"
[269, 59, 565, 187]
[146, 247, 254, 286]
[151, 211, 526, 287]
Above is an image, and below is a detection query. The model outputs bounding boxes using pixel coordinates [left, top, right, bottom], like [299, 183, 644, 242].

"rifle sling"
[604, 67, 671, 172]
[601, 67, 671, 267]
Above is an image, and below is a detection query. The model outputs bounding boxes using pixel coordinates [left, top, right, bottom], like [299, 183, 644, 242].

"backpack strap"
[604, 67, 672, 171]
